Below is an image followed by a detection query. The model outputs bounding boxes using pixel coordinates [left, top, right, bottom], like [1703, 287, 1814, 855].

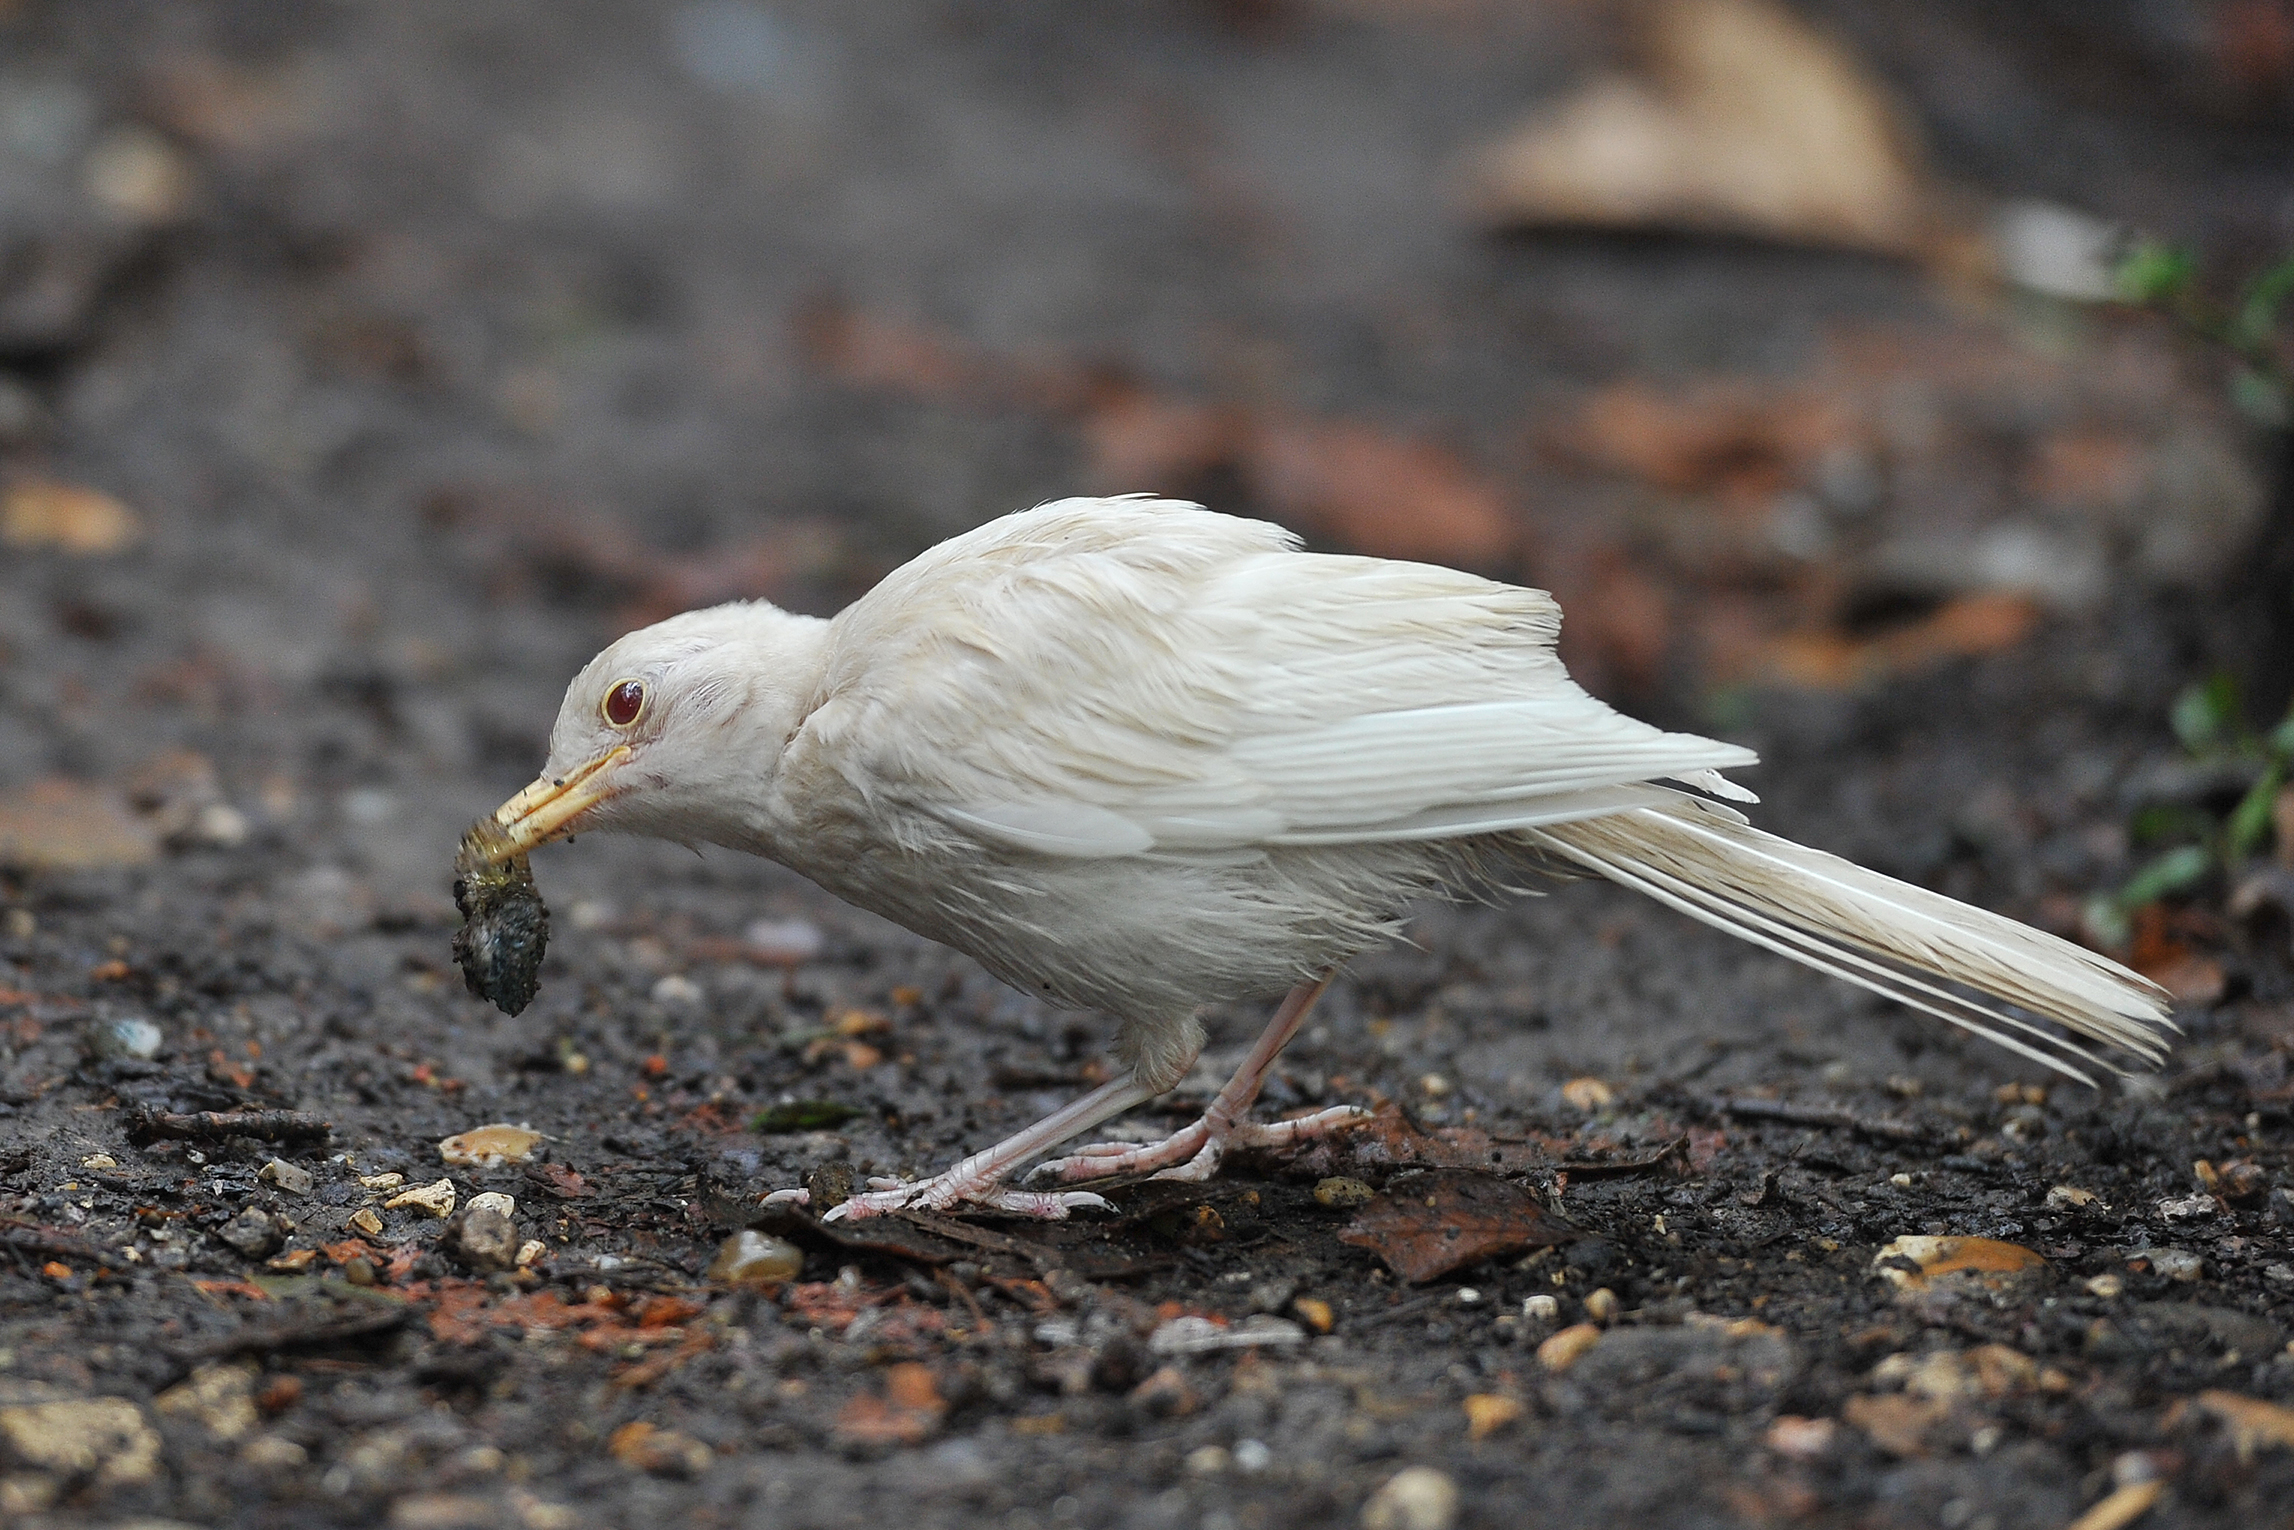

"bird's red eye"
[602, 679, 646, 728]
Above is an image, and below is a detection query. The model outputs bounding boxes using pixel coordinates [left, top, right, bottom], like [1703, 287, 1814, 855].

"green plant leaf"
[2170, 673, 2242, 754]
[2230, 253, 2294, 353]
[2269, 710, 2294, 761]
[2117, 843, 2214, 907]
[2227, 763, 2287, 860]
[752, 1100, 864, 1133]
[2115, 240, 2195, 306]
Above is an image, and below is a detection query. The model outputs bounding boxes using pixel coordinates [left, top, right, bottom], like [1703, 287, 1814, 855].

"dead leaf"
[1560, 1077, 1614, 1112]
[1243, 416, 1517, 565]
[2128, 905, 2228, 1005]
[1081, 386, 1238, 492]
[1460, 0, 1944, 258]
[1566, 380, 1859, 502]
[0, 778, 161, 870]
[606, 1421, 712, 1477]
[2196, 1390, 2294, 1461]
[1842, 1392, 1949, 1457]
[1, 480, 143, 554]
[2064, 1481, 2163, 1530]
[1462, 1392, 1524, 1439]
[1870, 1235, 2047, 1294]
[1732, 592, 2041, 692]
[438, 1124, 543, 1168]
[833, 1362, 947, 1448]
[1339, 1169, 1569, 1283]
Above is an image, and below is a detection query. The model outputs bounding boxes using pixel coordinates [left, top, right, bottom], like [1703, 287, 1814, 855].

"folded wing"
[810, 497, 1754, 856]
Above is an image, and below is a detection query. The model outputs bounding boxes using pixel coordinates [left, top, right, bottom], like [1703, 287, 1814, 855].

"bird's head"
[483, 601, 829, 856]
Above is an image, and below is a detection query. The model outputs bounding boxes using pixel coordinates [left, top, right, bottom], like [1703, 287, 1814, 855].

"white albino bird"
[487, 496, 2173, 1220]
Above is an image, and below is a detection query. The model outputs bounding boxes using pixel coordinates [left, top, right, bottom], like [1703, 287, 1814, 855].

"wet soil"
[2, 4, 2293, 1528]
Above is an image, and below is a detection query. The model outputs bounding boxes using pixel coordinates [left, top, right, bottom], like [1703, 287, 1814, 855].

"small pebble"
[452, 1192, 520, 1271]
[1765, 1415, 1837, 1461]
[1536, 1323, 1603, 1372]
[1360, 1466, 1459, 1530]
[1462, 1393, 1523, 1440]
[516, 1239, 549, 1268]
[2046, 1185, 2098, 1210]
[86, 1015, 163, 1062]
[258, 1159, 313, 1196]
[1185, 1445, 1231, 1475]
[1560, 1077, 1613, 1112]
[80, 1153, 117, 1171]
[1293, 1297, 1335, 1334]
[1129, 1366, 1198, 1417]
[651, 973, 704, 1009]
[217, 1207, 284, 1258]
[386, 1178, 457, 1218]
[706, 1228, 804, 1287]
[1522, 1293, 1559, 1323]
[744, 917, 825, 964]
[348, 1207, 384, 1237]
[358, 1172, 405, 1191]
[1313, 1176, 1376, 1210]
[342, 1258, 377, 1286]
[1233, 1438, 1272, 1473]
[1584, 1287, 1620, 1322]
[2137, 1248, 2204, 1282]
[2083, 1273, 2125, 1299]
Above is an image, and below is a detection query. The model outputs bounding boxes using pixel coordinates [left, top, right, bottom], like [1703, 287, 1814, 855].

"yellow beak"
[487, 746, 631, 855]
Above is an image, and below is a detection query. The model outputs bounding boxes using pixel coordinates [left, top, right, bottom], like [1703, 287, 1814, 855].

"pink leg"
[763, 1072, 1171, 1222]
[1029, 973, 1368, 1186]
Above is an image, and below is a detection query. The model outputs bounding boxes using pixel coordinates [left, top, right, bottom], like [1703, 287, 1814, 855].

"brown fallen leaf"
[2064, 1480, 2163, 1530]
[1566, 379, 1860, 503]
[606, 1420, 712, 1477]
[2126, 905, 2227, 1005]
[1727, 592, 2042, 692]
[1870, 1235, 2047, 1295]
[791, 302, 1530, 572]
[0, 779, 161, 871]
[2195, 1390, 2294, 1461]
[1459, 0, 1947, 258]
[1340, 1168, 1570, 1283]
[438, 1124, 543, 1169]
[1243, 415, 1517, 566]
[1, 480, 143, 554]
[832, 1362, 947, 1448]
[1842, 1391, 1949, 1458]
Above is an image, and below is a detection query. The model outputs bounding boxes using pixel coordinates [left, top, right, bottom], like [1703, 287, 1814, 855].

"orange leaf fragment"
[1, 480, 143, 554]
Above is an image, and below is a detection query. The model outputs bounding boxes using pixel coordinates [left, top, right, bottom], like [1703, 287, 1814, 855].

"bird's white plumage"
[530, 495, 2175, 1215]
[792, 498, 1756, 857]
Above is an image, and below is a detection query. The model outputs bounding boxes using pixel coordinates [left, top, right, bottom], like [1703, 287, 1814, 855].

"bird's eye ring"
[602, 679, 647, 729]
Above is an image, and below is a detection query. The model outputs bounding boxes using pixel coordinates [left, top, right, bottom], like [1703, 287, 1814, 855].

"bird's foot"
[1028, 1103, 1373, 1186]
[760, 1176, 1110, 1223]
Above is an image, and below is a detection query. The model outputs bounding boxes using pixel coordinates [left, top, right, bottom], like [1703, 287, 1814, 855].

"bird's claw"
[1028, 1103, 1374, 1186]
[812, 1177, 1110, 1222]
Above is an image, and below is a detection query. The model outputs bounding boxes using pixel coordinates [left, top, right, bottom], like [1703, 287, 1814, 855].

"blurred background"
[0, 0, 2291, 978]
[4, 9, 2294, 1522]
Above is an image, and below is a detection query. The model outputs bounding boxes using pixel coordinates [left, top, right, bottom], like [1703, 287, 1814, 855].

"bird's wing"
[798, 496, 1755, 857]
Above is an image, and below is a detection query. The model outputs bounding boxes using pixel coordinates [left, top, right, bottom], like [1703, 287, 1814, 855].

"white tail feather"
[1523, 797, 2175, 1083]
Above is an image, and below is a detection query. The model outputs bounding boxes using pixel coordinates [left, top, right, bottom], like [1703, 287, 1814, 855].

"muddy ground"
[3, 3, 2294, 1528]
